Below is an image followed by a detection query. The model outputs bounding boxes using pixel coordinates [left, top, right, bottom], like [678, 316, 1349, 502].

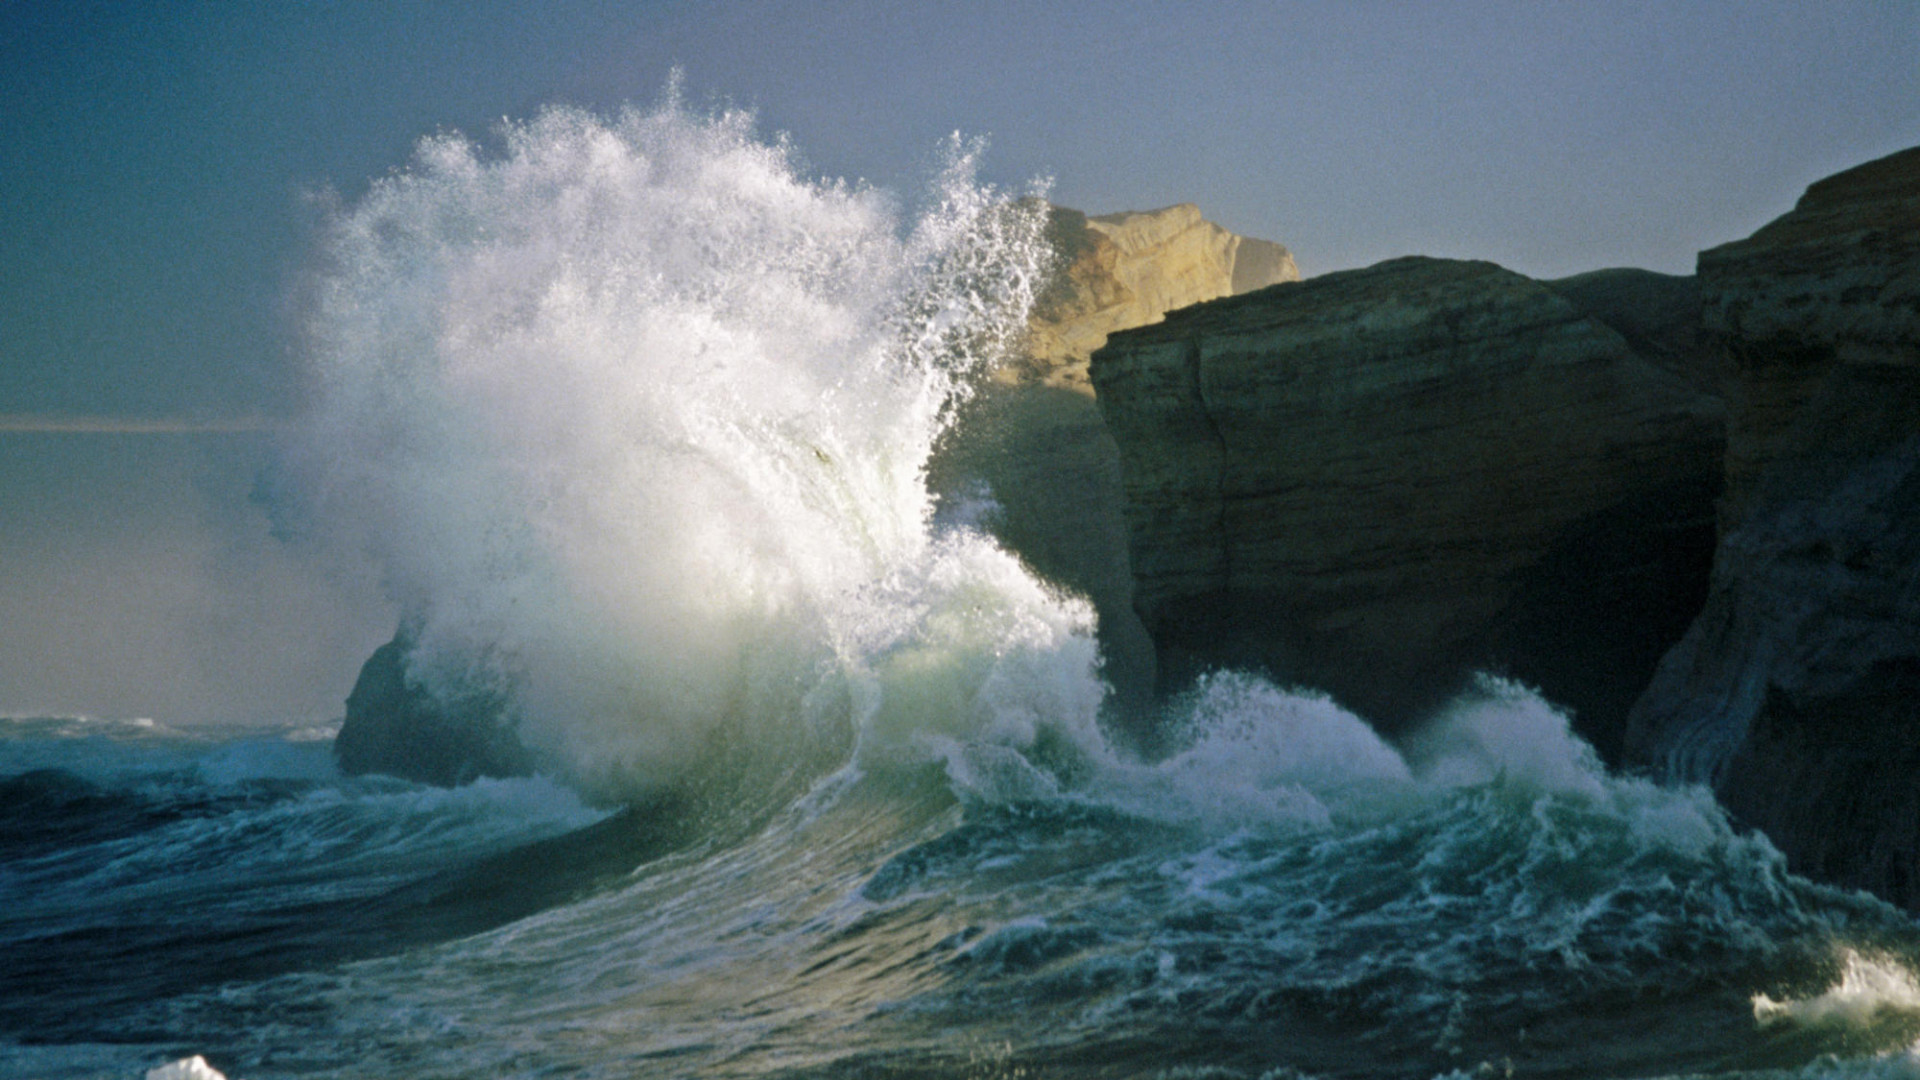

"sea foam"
[1757, 951, 1920, 1030]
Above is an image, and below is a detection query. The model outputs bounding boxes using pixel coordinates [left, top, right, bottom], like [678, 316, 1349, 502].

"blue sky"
[1, 0, 1915, 721]
[4, 0, 1916, 421]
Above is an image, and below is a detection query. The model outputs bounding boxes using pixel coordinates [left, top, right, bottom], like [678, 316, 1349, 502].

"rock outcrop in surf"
[1623, 145, 1920, 908]
[335, 201, 1292, 781]
[1088, 256, 1725, 759]
[334, 628, 530, 786]
[1084, 145, 1920, 911]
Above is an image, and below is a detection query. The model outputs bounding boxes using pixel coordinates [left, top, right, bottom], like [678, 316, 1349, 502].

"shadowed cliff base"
[1091, 255, 1724, 762]
[1625, 146, 1920, 910]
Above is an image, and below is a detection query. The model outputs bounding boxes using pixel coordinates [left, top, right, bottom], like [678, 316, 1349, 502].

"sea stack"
[1625, 146, 1920, 908]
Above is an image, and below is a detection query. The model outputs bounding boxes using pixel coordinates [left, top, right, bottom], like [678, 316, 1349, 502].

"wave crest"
[286, 89, 1067, 801]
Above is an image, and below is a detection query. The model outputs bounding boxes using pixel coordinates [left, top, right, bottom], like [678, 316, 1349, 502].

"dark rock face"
[1542, 268, 1711, 393]
[334, 630, 532, 786]
[1624, 146, 1920, 908]
[1090, 256, 1725, 758]
[929, 383, 1158, 732]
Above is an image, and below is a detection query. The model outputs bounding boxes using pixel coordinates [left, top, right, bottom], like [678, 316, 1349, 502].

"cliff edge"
[1624, 146, 1920, 908]
[1010, 204, 1298, 393]
[1090, 256, 1724, 758]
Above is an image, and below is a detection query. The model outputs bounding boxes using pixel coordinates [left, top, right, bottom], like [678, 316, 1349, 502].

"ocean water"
[8, 96, 1920, 1080]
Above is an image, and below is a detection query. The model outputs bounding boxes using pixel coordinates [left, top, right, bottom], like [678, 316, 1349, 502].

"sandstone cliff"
[1090, 256, 1725, 757]
[933, 205, 1296, 733]
[338, 203, 1293, 778]
[1009, 204, 1298, 393]
[1624, 146, 1920, 907]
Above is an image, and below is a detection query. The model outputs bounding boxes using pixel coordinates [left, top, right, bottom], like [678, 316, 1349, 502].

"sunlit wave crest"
[286, 89, 1093, 802]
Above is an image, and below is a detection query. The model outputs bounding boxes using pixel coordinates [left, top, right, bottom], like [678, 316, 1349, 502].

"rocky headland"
[1081, 145, 1918, 909]
[1622, 146, 1920, 907]
[1088, 256, 1724, 758]
[329, 149, 1920, 915]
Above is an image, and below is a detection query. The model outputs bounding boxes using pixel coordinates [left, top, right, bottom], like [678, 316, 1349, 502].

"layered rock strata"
[1091, 256, 1725, 756]
[1010, 204, 1298, 393]
[1624, 146, 1920, 907]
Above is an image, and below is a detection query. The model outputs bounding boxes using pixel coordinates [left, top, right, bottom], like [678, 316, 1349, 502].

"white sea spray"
[285, 92, 1087, 801]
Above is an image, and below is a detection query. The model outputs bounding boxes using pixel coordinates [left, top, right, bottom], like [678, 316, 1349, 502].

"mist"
[0, 434, 393, 725]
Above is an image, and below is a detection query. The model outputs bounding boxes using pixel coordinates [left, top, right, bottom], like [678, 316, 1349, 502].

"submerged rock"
[1090, 255, 1725, 758]
[1624, 146, 1920, 908]
[333, 628, 532, 786]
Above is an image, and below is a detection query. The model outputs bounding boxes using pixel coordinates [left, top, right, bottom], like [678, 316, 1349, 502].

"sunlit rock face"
[335, 200, 1292, 779]
[934, 205, 1296, 737]
[1625, 146, 1920, 908]
[1008, 204, 1298, 394]
[1091, 256, 1725, 759]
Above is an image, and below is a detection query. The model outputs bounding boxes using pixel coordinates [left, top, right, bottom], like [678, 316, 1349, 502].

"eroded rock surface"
[1624, 146, 1920, 907]
[334, 628, 531, 786]
[1091, 256, 1724, 757]
[1010, 204, 1297, 393]
[935, 205, 1295, 732]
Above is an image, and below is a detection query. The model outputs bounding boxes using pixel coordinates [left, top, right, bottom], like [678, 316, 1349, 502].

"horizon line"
[0, 414, 287, 434]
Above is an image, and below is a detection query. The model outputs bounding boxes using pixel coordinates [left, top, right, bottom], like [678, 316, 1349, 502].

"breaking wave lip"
[280, 82, 1088, 806]
[1756, 950, 1920, 1030]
